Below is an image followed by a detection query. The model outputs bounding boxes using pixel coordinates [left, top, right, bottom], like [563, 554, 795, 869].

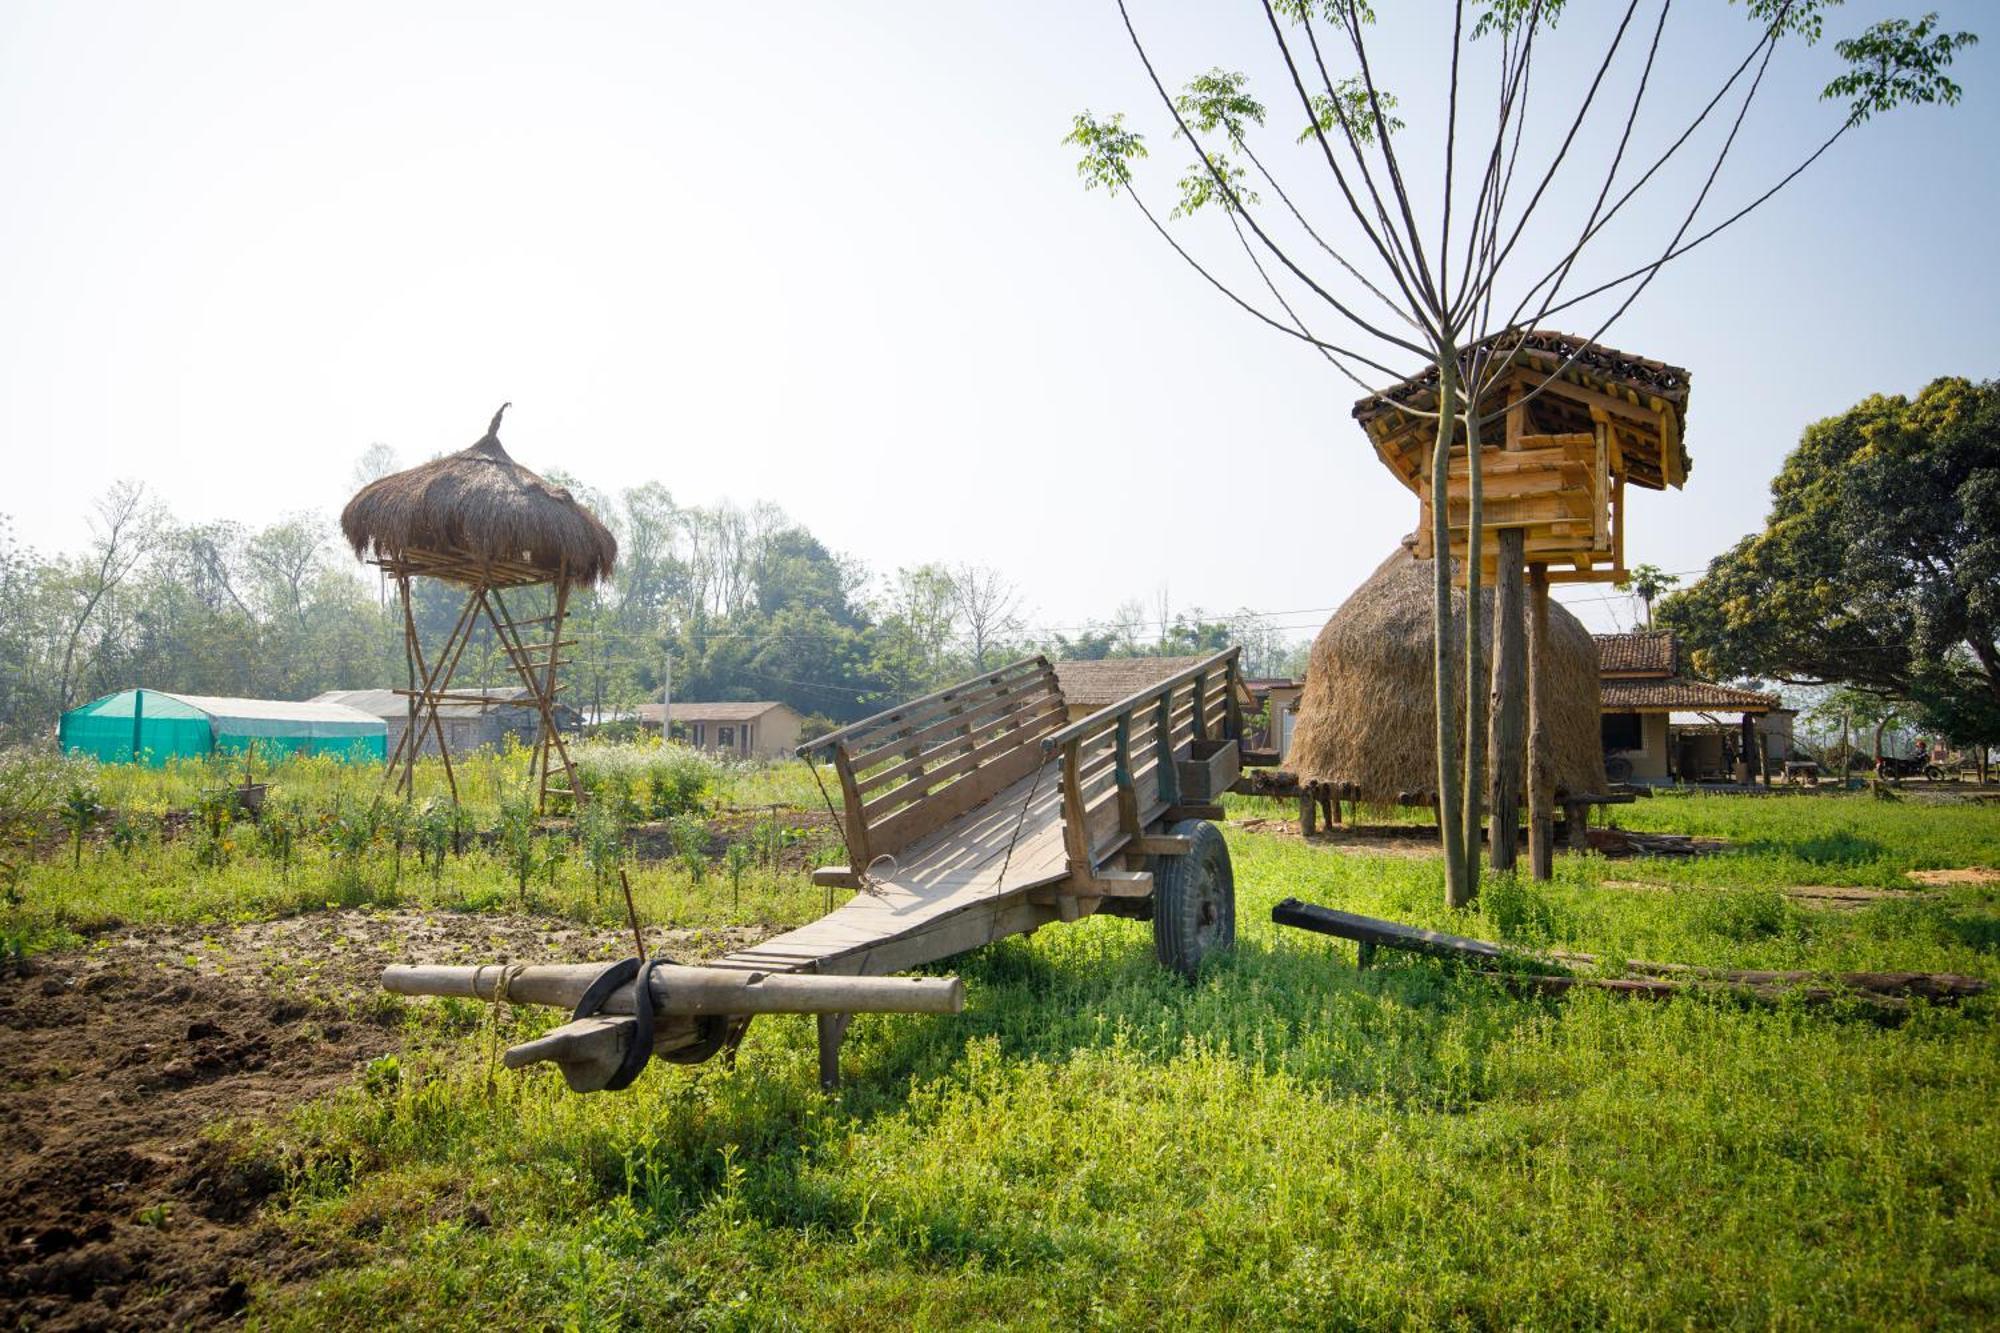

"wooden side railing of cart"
[1034, 649, 1246, 918]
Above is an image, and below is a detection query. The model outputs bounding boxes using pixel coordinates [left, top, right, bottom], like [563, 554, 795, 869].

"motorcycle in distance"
[1874, 752, 1950, 783]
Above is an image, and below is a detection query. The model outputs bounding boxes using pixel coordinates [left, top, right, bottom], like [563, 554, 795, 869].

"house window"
[1602, 713, 1643, 751]
[690, 722, 703, 746]
[718, 725, 735, 750]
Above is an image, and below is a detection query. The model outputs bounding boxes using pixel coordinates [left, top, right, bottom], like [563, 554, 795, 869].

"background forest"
[0, 451, 1307, 745]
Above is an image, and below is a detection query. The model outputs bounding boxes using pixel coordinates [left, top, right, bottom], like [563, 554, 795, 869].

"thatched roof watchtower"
[341, 404, 616, 588]
[344, 406, 613, 811]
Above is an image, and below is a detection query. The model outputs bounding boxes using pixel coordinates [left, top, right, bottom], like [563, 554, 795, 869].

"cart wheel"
[1152, 819, 1235, 979]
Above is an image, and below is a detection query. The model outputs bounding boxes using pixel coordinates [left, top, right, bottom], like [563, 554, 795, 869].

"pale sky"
[3, 1, 1994, 640]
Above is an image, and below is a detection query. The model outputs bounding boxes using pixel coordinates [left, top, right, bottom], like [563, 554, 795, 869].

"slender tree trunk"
[1457, 402, 1485, 905]
[1431, 350, 1469, 908]
[1490, 528, 1526, 870]
[1528, 564, 1555, 881]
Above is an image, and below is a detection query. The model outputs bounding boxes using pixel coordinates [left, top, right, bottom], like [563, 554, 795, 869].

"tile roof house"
[312, 686, 578, 759]
[1592, 633, 1788, 784]
[635, 701, 805, 759]
[1052, 656, 1253, 721]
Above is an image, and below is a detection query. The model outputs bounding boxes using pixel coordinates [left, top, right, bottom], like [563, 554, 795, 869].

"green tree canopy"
[1659, 375, 2000, 748]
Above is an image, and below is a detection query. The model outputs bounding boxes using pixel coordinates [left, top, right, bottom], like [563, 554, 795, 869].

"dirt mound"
[0, 910, 772, 1329]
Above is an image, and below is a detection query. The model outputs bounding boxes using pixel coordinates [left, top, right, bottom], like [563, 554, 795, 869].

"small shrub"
[257, 800, 303, 877]
[59, 781, 102, 869]
[497, 793, 539, 905]
[412, 800, 453, 884]
[724, 839, 754, 910]
[669, 815, 708, 885]
[578, 801, 625, 900]
[108, 811, 151, 858]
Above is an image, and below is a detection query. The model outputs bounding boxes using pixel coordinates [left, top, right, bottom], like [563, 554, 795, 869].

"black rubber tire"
[1152, 819, 1235, 979]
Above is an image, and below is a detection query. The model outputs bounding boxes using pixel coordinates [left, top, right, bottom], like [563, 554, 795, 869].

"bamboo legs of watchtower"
[377, 566, 583, 816]
[485, 582, 583, 811]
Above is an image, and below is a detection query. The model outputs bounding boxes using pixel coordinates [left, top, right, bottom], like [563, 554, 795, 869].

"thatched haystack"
[1287, 542, 1605, 804]
[342, 405, 617, 586]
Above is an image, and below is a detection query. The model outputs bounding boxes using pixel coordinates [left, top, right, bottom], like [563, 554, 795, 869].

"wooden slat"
[846, 672, 1059, 772]
[805, 657, 1050, 754]
[865, 736, 1051, 862]
[1592, 420, 1610, 551]
[859, 702, 1065, 822]
[1039, 648, 1241, 752]
[852, 692, 1063, 797]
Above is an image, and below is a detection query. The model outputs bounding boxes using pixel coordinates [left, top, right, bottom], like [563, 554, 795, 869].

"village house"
[311, 686, 580, 759]
[636, 700, 804, 760]
[1241, 677, 1304, 760]
[1595, 631, 1792, 784]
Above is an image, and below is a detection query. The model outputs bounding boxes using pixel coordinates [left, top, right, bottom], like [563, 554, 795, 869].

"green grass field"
[6, 753, 1999, 1328]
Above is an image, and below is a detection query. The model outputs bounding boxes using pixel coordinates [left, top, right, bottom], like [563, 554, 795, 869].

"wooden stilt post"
[1490, 395, 1529, 872]
[1490, 529, 1527, 871]
[817, 1011, 851, 1091]
[1299, 792, 1317, 836]
[1528, 564, 1554, 881]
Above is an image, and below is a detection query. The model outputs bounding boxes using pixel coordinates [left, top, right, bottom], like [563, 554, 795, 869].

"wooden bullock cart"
[385, 647, 1252, 1090]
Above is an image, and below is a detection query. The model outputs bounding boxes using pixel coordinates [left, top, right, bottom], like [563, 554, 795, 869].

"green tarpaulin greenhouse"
[58, 689, 388, 765]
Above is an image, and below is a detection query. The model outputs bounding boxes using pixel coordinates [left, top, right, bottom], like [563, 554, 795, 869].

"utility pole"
[661, 647, 672, 743]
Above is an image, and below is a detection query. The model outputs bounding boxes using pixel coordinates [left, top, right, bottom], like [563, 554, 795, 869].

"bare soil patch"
[0, 910, 772, 1330]
[1783, 885, 1920, 910]
[1906, 867, 2000, 888]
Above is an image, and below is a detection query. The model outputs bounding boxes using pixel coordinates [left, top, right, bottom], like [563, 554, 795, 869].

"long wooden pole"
[1457, 392, 1486, 905]
[1429, 348, 1469, 908]
[1527, 564, 1555, 880]
[382, 962, 965, 1016]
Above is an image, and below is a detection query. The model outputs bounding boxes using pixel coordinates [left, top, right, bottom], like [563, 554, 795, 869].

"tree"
[351, 443, 399, 490]
[950, 564, 1025, 671]
[880, 564, 962, 688]
[1616, 563, 1679, 628]
[54, 482, 157, 711]
[1071, 0, 1974, 905]
[1659, 376, 2000, 757]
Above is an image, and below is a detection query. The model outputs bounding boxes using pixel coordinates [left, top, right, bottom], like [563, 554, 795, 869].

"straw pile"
[341, 405, 617, 585]
[1287, 542, 1606, 803]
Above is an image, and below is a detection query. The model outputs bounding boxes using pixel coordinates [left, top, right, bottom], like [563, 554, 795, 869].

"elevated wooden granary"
[342, 404, 616, 812]
[1352, 330, 1691, 583]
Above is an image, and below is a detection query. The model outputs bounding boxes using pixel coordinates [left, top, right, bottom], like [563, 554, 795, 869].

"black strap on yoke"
[571, 956, 661, 1092]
